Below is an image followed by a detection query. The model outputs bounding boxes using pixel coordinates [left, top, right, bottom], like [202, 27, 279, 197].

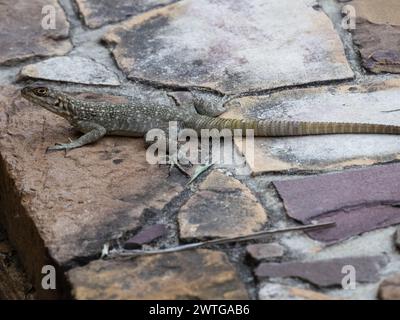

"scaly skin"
[21, 85, 400, 151]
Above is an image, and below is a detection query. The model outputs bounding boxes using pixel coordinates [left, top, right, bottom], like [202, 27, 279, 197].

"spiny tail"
[190, 116, 400, 136]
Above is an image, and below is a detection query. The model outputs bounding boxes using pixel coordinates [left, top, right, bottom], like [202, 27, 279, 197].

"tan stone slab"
[378, 273, 400, 300]
[221, 80, 400, 174]
[178, 171, 267, 240]
[103, 0, 353, 94]
[347, 0, 400, 73]
[351, 0, 400, 26]
[0, 86, 185, 298]
[75, 0, 179, 28]
[67, 249, 248, 299]
[0, 0, 72, 65]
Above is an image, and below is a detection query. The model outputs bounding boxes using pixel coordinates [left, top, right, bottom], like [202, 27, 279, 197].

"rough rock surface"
[378, 273, 400, 300]
[19, 57, 121, 86]
[0, 0, 72, 65]
[258, 283, 342, 300]
[67, 249, 249, 299]
[103, 0, 353, 94]
[246, 243, 285, 261]
[123, 224, 167, 249]
[349, 0, 400, 73]
[0, 86, 185, 297]
[273, 163, 400, 243]
[255, 256, 388, 287]
[222, 80, 400, 174]
[178, 171, 267, 240]
[75, 0, 179, 28]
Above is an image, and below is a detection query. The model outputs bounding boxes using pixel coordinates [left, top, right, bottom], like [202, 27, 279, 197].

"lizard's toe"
[46, 143, 71, 153]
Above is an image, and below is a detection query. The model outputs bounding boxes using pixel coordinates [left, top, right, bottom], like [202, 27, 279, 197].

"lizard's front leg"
[46, 121, 107, 152]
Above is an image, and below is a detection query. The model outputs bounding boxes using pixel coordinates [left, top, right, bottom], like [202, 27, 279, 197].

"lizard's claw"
[46, 143, 71, 153]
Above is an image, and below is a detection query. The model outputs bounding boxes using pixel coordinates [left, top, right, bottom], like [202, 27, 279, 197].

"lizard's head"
[21, 85, 73, 119]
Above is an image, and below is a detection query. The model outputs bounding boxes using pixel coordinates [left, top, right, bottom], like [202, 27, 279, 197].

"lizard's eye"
[33, 87, 48, 96]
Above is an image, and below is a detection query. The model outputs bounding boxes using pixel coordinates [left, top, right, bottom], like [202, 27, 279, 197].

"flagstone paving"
[178, 170, 267, 240]
[75, 0, 179, 29]
[67, 249, 248, 299]
[19, 56, 121, 86]
[378, 273, 400, 300]
[273, 163, 400, 243]
[1, 0, 400, 300]
[255, 256, 388, 287]
[0, 0, 72, 65]
[223, 80, 400, 174]
[348, 0, 400, 73]
[102, 0, 353, 94]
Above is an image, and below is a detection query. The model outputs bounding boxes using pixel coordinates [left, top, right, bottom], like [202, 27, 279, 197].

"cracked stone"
[103, 0, 353, 94]
[378, 273, 400, 300]
[258, 283, 342, 300]
[19, 57, 121, 86]
[0, 86, 185, 298]
[0, 0, 72, 65]
[348, 0, 400, 73]
[222, 79, 400, 174]
[255, 256, 388, 287]
[246, 243, 285, 261]
[123, 224, 167, 249]
[178, 171, 267, 240]
[75, 0, 179, 29]
[67, 249, 248, 299]
[273, 163, 400, 243]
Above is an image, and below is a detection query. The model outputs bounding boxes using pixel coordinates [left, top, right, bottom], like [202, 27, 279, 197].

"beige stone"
[351, 0, 400, 25]
[75, 0, 178, 28]
[68, 249, 248, 299]
[378, 273, 400, 300]
[178, 171, 267, 239]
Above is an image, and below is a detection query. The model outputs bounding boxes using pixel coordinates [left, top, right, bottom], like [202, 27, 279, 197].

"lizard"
[21, 85, 400, 154]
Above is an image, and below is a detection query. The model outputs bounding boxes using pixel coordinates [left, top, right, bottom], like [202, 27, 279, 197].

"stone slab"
[222, 80, 400, 174]
[123, 224, 167, 249]
[348, 0, 400, 73]
[258, 283, 342, 300]
[273, 163, 400, 243]
[103, 0, 353, 94]
[19, 57, 121, 86]
[255, 256, 387, 287]
[0, 86, 185, 298]
[67, 249, 249, 299]
[178, 171, 267, 240]
[246, 243, 285, 261]
[0, 0, 72, 65]
[378, 273, 400, 300]
[75, 0, 179, 28]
